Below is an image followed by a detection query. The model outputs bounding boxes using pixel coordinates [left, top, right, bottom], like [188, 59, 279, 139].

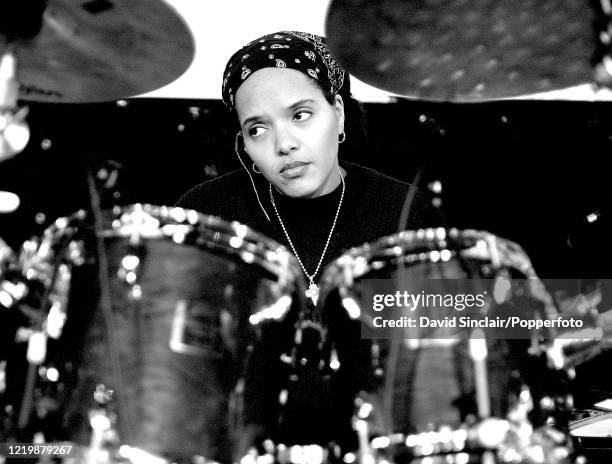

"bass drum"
[318, 228, 564, 461]
[10, 204, 304, 463]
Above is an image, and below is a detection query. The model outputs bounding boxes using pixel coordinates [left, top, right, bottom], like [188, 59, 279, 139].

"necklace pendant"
[305, 282, 319, 305]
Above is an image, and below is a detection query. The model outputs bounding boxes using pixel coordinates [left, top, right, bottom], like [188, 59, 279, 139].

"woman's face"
[235, 68, 345, 198]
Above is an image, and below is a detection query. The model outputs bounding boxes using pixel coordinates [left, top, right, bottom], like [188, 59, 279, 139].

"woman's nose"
[275, 125, 298, 155]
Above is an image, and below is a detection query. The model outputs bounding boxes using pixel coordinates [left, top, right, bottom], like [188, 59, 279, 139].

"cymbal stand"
[469, 329, 495, 464]
[0, 45, 29, 214]
[0, 45, 29, 162]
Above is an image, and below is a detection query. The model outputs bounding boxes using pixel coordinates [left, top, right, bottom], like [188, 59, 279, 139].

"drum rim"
[35, 204, 304, 288]
[319, 227, 537, 291]
[570, 411, 612, 434]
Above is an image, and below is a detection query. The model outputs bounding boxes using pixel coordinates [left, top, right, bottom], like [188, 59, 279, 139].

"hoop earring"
[234, 133, 271, 222]
[252, 163, 262, 174]
[338, 131, 346, 144]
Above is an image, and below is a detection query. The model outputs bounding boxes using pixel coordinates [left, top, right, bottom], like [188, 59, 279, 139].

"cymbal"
[1, 0, 194, 103]
[326, 0, 597, 102]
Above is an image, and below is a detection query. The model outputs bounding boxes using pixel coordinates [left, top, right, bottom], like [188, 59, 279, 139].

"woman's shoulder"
[175, 169, 275, 234]
[342, 162, 437, 228]
[343, 162, 411, 197]
[175, 168, 250, 213]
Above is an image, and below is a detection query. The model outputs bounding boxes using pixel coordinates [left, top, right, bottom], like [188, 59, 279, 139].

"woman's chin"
[275, 178, 318, 199]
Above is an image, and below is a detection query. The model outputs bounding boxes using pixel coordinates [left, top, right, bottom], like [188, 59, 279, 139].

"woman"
[177, 31, 432, 449]
[178, 31, 431, 304]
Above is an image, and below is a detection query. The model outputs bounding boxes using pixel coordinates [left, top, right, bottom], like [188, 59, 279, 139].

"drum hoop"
[320, 228, 538, 289]
[40, 204, 303, 286]
[569, 412, 612, 434]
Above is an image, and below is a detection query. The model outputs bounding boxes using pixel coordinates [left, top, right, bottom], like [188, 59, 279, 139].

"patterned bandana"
[221, 31, 349, 110]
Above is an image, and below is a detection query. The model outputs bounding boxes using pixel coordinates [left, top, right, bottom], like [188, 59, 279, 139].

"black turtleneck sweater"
[176, 162, 433, 447]
[177, 162, 430, 275]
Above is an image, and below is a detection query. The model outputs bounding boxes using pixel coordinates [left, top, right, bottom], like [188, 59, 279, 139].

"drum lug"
[45, 262, 71, 339]
[67, 240, 86, 266]
[371, 341, 383, 379]
[353, 398, 376, 464]
[507, 385, 534, 425]
[330, 346, 340, 371]
[0, 279, 28, 308]
[86, 384, 121, 463]
[117, 253, 143, 299]
[0, 360, 5, 394]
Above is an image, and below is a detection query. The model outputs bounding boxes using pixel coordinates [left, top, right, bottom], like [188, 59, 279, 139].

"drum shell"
[319, 229, 557, 438]
[41, 206, 302, 462]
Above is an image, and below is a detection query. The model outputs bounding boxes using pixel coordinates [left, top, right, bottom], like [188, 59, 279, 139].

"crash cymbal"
[326, 0, 598, 101]
[0, 0, 194, 103]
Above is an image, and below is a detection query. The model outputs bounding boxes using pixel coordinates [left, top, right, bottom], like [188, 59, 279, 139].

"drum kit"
[1, 1, 612, 463]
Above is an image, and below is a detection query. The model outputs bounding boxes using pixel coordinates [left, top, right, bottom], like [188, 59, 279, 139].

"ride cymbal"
[326, 0, 598, 101]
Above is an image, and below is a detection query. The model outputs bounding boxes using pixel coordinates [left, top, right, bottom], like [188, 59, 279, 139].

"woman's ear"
[234, 131, 252, 171]
[334, 94, 345, 135]
[235, 131, 248, 156]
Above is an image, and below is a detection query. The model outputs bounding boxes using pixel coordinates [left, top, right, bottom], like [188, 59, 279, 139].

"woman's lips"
[280, 162, 310, 178]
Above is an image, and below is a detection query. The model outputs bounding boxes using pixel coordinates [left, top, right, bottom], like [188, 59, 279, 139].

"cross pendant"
[305, 282, 319, 305]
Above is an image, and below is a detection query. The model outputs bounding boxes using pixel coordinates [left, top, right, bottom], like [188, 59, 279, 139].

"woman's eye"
[294, 110, 312, 122]
[248, 126, 266, 137]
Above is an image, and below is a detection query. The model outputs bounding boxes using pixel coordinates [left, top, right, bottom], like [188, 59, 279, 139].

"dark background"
[0, 97, 611, 280]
